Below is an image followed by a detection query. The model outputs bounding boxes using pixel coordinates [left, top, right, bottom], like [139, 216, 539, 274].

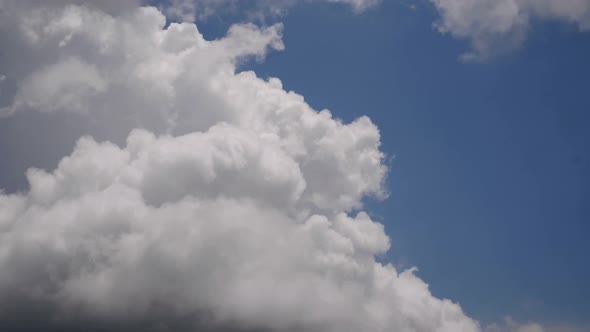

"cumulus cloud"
[0, 1, 557, 331]
[430, 0, 590, 61]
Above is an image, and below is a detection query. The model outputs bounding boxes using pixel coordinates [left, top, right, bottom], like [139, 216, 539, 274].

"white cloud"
[0, 1, 471, 331]
[430, 0, 590, 61]
[0, 1, 566, 331]
[15, 57, 107, 114]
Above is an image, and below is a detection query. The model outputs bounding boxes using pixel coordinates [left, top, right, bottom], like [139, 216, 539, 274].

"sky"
[0, 0, 589, 332]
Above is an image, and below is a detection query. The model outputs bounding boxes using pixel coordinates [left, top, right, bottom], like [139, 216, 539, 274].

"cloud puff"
[3, 120, 482, 329]
[0, 126, 409, 331]
[430, 0, 590, 61]
[0, 1, 559, 332]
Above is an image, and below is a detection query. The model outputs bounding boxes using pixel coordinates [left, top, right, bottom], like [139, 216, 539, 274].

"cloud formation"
[430, 0, 590, 60]
[0, 1, 559, 331]
[0, 1, 481, 331]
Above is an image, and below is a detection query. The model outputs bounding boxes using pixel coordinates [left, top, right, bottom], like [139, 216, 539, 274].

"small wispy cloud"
[430, 0, 590, 61]
[158, 0, 381, 22]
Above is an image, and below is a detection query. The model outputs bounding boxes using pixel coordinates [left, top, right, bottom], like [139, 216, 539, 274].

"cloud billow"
[0, 1, 550, 331]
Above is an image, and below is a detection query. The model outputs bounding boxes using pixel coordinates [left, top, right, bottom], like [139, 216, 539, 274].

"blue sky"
[195, 0, 590, 326]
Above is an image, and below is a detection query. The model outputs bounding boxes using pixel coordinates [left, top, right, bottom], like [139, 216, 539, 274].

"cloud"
[2, 122, 476, 330]
[0, 1, 570, 331]
[430, 0, 590, 61]
[0, 1, 484, 331]
[485, 318, 546, 332]
[159, 0, 381, 23]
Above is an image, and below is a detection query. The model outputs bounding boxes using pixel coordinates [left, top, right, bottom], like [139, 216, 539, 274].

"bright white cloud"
[0, 1, 472, 331]
[0, 126, 440, 331]
[0, 1, 561, 331]
[430, 0, 590, 61]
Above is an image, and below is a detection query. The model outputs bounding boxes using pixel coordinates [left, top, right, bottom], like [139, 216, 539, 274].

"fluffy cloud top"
[431, 0, 590, 60]
[0, 1, 555, 331]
